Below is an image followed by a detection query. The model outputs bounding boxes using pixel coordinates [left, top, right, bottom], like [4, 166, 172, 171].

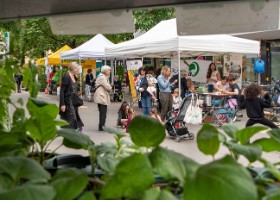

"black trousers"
[246, 118, 279, 129]
[98, 104, 107, 131]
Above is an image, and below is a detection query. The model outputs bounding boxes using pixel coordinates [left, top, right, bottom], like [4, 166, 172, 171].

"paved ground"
[11, 91, 280, 166]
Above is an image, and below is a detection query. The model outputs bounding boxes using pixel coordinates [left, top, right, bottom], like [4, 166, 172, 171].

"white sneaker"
[233, 116, 237, 122]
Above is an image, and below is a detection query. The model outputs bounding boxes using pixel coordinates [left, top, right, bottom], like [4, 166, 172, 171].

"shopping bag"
[72, 93, 83, 107]
[184, 94, 202, 125]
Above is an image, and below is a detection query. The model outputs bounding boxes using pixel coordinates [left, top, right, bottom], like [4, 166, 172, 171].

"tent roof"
[105, 19, 260, 58]
[37, 45, 72, 65]
[60, 34, 114, 60]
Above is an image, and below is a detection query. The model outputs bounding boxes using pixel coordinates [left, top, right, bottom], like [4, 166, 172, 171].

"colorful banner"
[171, 57, 211, 83]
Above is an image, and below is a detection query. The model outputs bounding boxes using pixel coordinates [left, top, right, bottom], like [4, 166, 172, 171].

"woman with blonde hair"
[94, 65, 112, 132]
[59, 62, 84, 131]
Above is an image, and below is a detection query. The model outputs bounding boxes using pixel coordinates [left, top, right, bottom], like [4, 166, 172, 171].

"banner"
[223, 53, 242, 85]
[171, 57, 211, 83]
[126, 59, 142, 70]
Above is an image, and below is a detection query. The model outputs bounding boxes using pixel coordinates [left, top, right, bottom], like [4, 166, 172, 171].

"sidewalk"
[12, 91, 280, 166]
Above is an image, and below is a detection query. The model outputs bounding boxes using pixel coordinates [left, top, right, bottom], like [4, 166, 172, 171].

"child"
[240, 83, 278, 129]
[126, 107, 137, 133]
[146, 73, 158, 101]
[172, 88, 182, 111]
[117, 101, 129, 128]
[150, 107, 164, 124]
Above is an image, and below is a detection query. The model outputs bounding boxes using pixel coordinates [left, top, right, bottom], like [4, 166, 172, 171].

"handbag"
[184, 94, 202, 125]
[91, 85, 101, 93]
[72, 93, 83, 107]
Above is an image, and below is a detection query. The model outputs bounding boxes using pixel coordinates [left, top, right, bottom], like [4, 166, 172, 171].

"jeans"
[85, 84, 91, 100]
[141, 95, 152, 115]
[98, 104, 107, 131]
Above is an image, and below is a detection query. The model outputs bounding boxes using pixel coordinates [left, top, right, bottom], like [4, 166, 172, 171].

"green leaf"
[128, 115, 165, 147]
[259, 158, 280, 181]
[197, 124, 220, 156]
[149, 147, 199, 183]
[267, 129, 280, 143]
[183, 156, 258, 200]
[101, 153, 154, 199]
[78, 191, 96, 200]
[253, 138, 280, 152]
[0, 156, 50, 186]
[222, 123, 240, 139]
[54, 119, 69, 127]
[0, 184, 56, 200]
[225, 142, 262, 162]
[57, 129, 94, 150]
[142, 188, 177, 200]
[236, 126, 268, 144]
[50, 169, 88, 200]
[264, 190, 280, 200]
[97, 154, 118, 174]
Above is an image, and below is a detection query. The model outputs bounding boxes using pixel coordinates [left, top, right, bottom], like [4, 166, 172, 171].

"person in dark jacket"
[240, 83, 278, 129]
[60, 62, 84, 132]
[85, 68, 94, 102]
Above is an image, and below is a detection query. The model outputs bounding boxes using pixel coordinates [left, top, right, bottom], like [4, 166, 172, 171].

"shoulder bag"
[72, 93, 83, 107]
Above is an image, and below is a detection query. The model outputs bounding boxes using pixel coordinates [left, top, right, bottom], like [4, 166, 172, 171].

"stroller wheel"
[189, 133, 195, 140]
[175, 137, 181, 142]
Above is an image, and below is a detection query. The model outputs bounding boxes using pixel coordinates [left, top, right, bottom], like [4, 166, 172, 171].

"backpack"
[90, 85, 101, 93]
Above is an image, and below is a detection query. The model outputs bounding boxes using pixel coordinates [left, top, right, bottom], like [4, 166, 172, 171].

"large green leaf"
[149, 147, 199, 183]
[0, 184, 55, 200]
[128, 115, 165, 147]
[253, 138, 280, 152]
[97, 154, 118, 174]
[101, 153, 154, 199]
[57, 129, 94, 150]
[26, 98, 59, 143]
[50, 169, 88, 200]
[183, 156, 258, 200]
[0, 156, 50, 186]
[141, 188, 177, 200]
[197, 124, 220, 156]
[222, 123, 240, 139]
[267, 129, 280, 143]
[225, 142, 262, 162]
[236, 126, 268, 144]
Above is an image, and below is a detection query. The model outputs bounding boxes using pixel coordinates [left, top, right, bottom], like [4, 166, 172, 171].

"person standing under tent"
[206, 63, 220, 92]
[59, 62, 84, 132]
[157, 66, 177, 121]
[85, 69, 94, 102]
[94, 65, 112, 132]
[135, 67, 153, 115]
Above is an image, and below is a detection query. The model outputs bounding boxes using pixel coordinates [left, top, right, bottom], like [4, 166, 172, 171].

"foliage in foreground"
[0, 60, 280, 199]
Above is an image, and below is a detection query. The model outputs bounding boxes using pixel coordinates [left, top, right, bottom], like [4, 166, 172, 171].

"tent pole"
[178, 51, 181, 97]
[79, 57, 82, 98]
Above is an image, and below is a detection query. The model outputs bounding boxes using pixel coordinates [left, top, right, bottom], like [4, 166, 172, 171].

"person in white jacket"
[93, 65, 112, 132]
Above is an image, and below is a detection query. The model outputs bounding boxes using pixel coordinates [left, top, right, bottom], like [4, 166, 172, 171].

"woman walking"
[59, 62, 84, 131]
[94, 65, 112, 132]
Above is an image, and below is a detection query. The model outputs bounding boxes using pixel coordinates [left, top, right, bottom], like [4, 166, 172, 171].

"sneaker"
[233, 116, 237, 122]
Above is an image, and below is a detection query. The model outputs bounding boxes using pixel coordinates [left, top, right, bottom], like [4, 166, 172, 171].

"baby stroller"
[212, 98, 238, 127]
[165, 95, 195, 142]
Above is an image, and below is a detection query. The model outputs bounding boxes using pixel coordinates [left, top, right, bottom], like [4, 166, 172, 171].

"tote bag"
[184, 94, 202, 125]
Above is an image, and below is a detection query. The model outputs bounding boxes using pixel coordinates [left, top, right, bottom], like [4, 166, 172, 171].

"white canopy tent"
[60, 33, 115, 60]
[105, 18, 259, 58]
[105, 18, 260, 92]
